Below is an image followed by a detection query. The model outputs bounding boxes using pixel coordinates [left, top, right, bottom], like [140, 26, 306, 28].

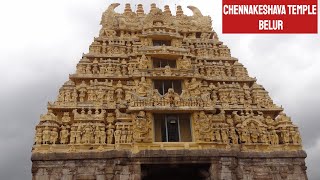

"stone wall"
[31, 150, 307, 180]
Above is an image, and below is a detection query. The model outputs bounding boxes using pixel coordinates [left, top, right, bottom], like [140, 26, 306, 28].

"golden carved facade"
[32, 3, 302, 154]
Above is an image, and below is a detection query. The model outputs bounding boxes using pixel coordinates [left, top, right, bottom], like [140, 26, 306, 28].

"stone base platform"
[31, 150, 307, 180]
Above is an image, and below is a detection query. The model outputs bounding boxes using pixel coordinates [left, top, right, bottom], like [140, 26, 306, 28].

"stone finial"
[176, 5, 184, 16]
[124, 3, 132, 14]
[164, 5, 172, 15]
[136, 4, 144, 15]
[187, 5, 203, 17]
[150, 3, 157, 12]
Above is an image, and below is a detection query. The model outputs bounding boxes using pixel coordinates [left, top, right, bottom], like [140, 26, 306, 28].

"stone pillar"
[105, 164, 115, 180]
[61, 175, 73, 180]
[96, 174, 106, 180]
[209, 161, 220, 180]
[33, 168, 50, 180]
[119, 166, 130, 180]
[61, 168, 74, 180]
[96, 167, 106, 180]
[131, 164, 141, 180]
[220, 157, 236, 180]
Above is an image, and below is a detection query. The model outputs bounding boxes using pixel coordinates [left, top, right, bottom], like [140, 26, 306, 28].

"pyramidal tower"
[31, 3, 307, 180]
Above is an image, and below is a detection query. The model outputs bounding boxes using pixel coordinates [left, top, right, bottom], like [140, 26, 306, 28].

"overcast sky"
[0, 0, 319, 179]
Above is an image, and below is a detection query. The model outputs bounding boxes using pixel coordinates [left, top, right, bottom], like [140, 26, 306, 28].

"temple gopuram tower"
[31, 3, 307, 180]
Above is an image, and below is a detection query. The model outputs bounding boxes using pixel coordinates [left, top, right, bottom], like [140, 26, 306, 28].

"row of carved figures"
[34, 121, 301, 146]
[88, 41, 231, 58]
[35, 111, 151, 145]
[34, 124, 127, 145]
[76, 58, 248, 80]
[99, 28, 216, 42]
[193, 111, 302, 145]
[35, 108, 301, 146]
[93, 36, 223, 52]
[194, 125, 301, 145]
[54, 78, 274, 108]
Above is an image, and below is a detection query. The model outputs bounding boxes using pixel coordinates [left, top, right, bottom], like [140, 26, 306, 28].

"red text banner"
[222, 0, 318, 33]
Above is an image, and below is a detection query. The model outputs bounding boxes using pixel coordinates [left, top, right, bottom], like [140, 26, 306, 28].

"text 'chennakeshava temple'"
[31, 3, 307, 180]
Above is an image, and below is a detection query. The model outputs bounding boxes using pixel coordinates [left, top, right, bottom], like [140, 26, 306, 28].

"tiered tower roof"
[32, 3, 302, 154]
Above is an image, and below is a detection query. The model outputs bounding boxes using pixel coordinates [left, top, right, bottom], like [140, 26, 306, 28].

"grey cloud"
[0, 0, 319, 179]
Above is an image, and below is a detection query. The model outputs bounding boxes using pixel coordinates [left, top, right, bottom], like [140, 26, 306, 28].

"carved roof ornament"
[187, 6, 203, 17]
[176, 5, 184, 16]
[136, 4, 144, 16]
[164, 5, 172, 16]
[124, 3, 132, 14]
[100, 3, 120, 27]
[99, 3, 211, 32]
[150, 3, 157, 13]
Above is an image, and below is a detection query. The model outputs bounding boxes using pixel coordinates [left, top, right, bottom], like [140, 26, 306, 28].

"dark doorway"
[153, 114, 192, 142]
[142, 164, 210, 180]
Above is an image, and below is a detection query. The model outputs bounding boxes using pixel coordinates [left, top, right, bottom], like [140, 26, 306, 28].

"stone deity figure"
[230, 128, 238, 144]
[50, 128, 59, 144]
[61, 112, 71, 123]
[71, 89, 78, 102]
[221, 129, 229, 143]
[138, 55, 149, 69]
[128, 64, 133, 75]
[214, 129, 221, 142]
[83, 126, 93, 144]
[35, 128, 43, 145]
[76, 126, 82, 144]
[260, 130, 268, 144]
[164, 65, 172, 75]
[85, 64, 92, 74]
[132, 111, 151, 142]
[291, 130, 301, 145]
[195, 112, 212, 142]
[126, 130, 133, 143]
[88, 90, 96, 102]
[107, 124, 114, 144]
[78, 81, 87, 102]
[94, 126, 101, 144]
[265, 116, 274, 126]
[60, 126, 69, 144]
[229, 90, 237, 104]
[57, 91, 65, 102]
[120, 128, 127, 143]
[92, 63, 99, 74]
[70, 127, 77, 144]
[137, 77, 150, 97]
[240, 128, 249, 143]
[115, 81, 124, 103]
[179, 56, 191, 69]
[100, 127, 106, 144]
[270, 129, 279, 145]
[42, 126, 51, 144]
[114, 127, 121, 144]
[106, 64, 114, 75]
[107, 113, 115, 124]
[282, 130, 290, 144]
[188, 78, 201, 96]
[64, 91, 72, 102]
[96, 88, 105, 102]
[250, 130, 259, 144]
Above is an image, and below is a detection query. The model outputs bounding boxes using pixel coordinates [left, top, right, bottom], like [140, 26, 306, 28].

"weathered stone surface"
[32, 150, 307, 180]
